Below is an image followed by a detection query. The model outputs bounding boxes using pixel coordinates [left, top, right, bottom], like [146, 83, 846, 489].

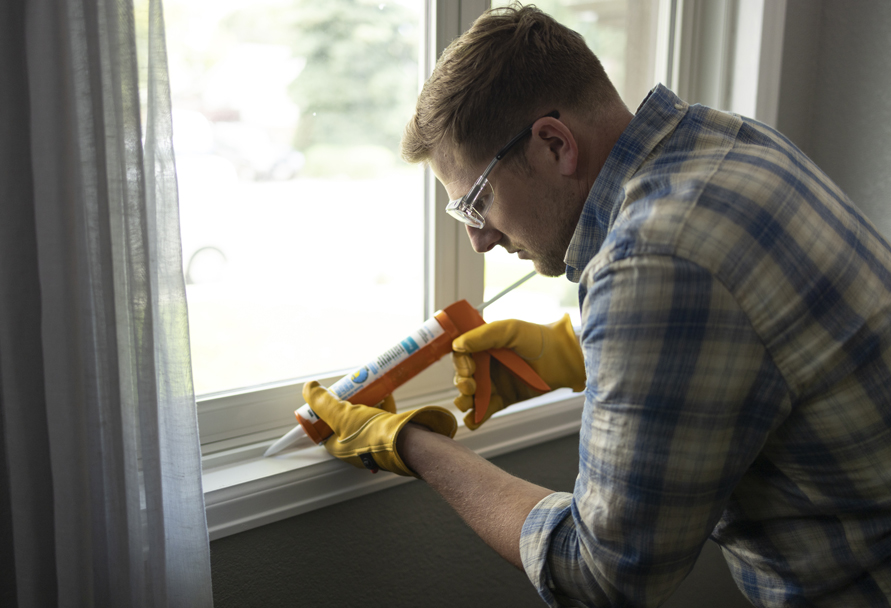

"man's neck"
[573, 103, 634, 195]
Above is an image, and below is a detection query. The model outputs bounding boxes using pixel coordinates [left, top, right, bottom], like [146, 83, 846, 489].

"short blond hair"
[401, 3, 622, 169]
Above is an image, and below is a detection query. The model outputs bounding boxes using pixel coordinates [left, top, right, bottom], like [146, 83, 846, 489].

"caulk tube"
[295, 309, 461, 444]
[269, 297, 549, 454]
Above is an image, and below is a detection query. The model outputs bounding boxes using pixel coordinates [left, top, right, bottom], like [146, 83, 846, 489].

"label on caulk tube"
[326, 316, 446, 401]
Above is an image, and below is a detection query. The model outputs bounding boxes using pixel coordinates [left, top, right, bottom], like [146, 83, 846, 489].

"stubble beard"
[533, 253, 569, 277]
[521, 188, 581, 278]
[529, 230, 573, 277]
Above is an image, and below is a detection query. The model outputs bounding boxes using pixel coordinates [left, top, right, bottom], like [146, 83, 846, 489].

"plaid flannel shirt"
[519, 85, 891, 607]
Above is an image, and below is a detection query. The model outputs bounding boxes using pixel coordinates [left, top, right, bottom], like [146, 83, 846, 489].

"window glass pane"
[483, 0, 658, 326]
[160, 0, 426, 395]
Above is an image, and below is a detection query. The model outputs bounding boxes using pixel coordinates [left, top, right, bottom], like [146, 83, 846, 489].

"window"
[193, 0, 657, 534]
[158, 0, 462, 451]
[183, 0, 665, 453]
[164, 0, 427, 399]
[186, 0, 782, 539]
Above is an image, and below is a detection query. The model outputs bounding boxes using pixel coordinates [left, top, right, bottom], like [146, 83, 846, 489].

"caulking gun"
[263, 271, 549, 457]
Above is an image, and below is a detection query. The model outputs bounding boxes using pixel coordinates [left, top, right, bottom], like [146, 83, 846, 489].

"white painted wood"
[730, 0, 786, 125]
[754, 0, 787, 127]
[204, 389, 585, 539]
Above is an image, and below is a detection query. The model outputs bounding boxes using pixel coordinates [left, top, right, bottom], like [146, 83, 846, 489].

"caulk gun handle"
[439, 299, 551, 425]
[470, 347, 551, 425]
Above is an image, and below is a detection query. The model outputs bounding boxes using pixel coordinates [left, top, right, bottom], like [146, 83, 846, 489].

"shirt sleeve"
[520, 254, 790, 607]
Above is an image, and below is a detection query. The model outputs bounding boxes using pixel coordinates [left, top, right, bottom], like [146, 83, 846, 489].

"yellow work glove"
[451, 314, 586, 430]
[303, 381, 457, 477]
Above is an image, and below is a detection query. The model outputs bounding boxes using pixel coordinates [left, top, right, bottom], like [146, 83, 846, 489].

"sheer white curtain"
[0, 0, 213, 606]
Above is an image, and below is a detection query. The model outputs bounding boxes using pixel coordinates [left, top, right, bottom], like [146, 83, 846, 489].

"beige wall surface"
[778, 0, 891, 236]
[211, 435, 749, 607]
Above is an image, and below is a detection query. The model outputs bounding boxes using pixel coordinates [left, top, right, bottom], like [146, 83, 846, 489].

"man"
[304, 5, 891, 606]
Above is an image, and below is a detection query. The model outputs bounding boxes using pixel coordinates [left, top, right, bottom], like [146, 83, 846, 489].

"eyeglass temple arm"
[493, 110, 561, 161]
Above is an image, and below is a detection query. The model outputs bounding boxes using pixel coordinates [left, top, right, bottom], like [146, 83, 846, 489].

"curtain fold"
[0, 3, 58, 606]
[0, 0, 213, 605]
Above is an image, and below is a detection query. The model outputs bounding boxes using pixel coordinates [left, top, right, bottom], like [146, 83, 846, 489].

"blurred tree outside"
[137, 0, 421, 179]
[490, 0, 628, 101]
[217, 0, 421, 177]
[137, 0, 427, 394]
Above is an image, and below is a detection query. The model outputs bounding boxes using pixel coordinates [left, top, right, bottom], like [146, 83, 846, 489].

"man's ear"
[528, 116, 579, 177]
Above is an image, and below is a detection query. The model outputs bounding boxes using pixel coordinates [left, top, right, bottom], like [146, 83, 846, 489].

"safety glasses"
[445, 110, 560, 229]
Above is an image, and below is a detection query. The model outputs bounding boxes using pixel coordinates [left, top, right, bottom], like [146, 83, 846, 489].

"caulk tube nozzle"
[263, 423, 311, 457]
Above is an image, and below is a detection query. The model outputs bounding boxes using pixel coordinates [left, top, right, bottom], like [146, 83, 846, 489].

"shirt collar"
[564, 84, 689, 282]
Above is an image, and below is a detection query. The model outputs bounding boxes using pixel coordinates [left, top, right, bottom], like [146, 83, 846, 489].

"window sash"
[198, 0, 489, 453]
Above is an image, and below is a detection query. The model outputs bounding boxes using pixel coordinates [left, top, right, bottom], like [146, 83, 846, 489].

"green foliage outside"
[219, 0, 420, 175]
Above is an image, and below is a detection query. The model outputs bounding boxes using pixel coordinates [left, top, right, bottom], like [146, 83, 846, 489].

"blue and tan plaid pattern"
[520, 85, 891, 607]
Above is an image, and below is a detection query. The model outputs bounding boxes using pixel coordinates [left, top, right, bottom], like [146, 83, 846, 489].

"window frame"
[200, 0, 786, 540]
[659, 0, 787, 125]
[196, 0, 489, 457]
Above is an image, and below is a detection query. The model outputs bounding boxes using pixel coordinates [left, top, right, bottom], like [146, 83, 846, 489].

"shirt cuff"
[520, 492, 576, 607]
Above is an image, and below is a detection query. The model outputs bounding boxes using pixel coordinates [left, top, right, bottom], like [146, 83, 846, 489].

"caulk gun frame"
[477, 270, 537, 312]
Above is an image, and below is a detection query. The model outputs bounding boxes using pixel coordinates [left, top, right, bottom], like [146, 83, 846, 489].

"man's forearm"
[397, 423, 554, 569]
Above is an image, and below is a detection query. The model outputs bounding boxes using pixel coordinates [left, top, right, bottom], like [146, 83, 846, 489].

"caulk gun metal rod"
[477, 270, 537, 312]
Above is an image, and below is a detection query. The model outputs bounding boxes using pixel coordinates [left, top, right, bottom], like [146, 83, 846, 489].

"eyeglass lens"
[446, 179, 494, 228]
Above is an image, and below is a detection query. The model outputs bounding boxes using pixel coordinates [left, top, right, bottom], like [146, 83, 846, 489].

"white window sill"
[202, 388, 584, 540]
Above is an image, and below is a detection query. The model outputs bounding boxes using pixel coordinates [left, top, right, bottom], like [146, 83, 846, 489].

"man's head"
[401, 3, 630, 276]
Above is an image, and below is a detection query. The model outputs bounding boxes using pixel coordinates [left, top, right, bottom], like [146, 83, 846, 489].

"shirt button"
[675, 103, 684, 110]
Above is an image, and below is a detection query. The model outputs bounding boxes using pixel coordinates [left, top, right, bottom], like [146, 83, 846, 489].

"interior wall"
[777, 0, 891, 235]
[210, 434, 748, 607]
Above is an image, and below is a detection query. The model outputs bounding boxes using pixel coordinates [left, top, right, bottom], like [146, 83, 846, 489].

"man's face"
[432, 153, 582, 277]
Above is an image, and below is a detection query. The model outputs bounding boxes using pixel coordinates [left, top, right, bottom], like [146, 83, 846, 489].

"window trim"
[204, 389, 584, 540]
